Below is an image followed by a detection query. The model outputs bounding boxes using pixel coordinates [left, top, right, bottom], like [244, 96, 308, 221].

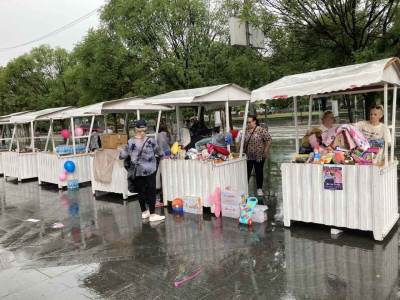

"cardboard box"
[221, 188, 245, 219]
[221, 203, 240, 218]
[221, 189, 245, 206]
[252, 205, 268, 223]
[101, 134, 128, 149]
[183, 196, 203, 215]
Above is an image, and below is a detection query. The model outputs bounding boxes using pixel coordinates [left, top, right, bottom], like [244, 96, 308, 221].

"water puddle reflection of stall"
[284, 227, 398, 299]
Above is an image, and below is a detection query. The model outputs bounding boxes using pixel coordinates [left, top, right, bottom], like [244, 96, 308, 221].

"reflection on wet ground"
[0, 181, 398, 298]
[0, 138, 399, 299]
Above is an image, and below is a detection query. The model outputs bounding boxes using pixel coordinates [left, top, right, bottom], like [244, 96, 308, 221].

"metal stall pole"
[225, 101, 231, 152]
[9, 125, 16, 151]
[308, 96, 313, 129]
[85, 115, 95, 153]
[239, 101, 250, 157]
[51, 120, 56, 153]
[294, 97, 299, 153]
[391, 86, 397, 162]
[30, 121, 35, 152]
[155, 110, 162, 141]
[71, 117, 76, 155]
[176, 106, 181, 142]
[16, 124, 20, 152]
[384, 84, 388, 166]
[136, 110, 141, 120]
[44, 119, 53, 152]
[124, 113, 129, 136]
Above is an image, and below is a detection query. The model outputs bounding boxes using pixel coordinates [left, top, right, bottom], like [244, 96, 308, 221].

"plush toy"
[171, 142, 180, 155]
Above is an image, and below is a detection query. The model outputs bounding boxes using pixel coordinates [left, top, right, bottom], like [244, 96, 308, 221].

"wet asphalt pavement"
[0, 140, 399, 299]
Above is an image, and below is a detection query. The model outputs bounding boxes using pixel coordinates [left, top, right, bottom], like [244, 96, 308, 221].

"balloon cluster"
[60, 127, 84, 139]
[59, 160, 76, 182]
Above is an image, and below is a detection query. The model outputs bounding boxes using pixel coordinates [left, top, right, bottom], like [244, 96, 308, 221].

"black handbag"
[127, 138, 149, 193]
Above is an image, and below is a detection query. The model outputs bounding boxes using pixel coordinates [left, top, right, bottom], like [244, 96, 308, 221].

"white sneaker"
[257, 189, 264, 197]
[142, 210, 150, 219]
[149, 214, 165, 222]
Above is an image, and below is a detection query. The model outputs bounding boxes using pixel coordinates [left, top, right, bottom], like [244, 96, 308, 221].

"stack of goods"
[167, 132, 234, 163]
[220, 188, 268, 223]
[56, 144, 86, 155]
[295, 124, 385, 166]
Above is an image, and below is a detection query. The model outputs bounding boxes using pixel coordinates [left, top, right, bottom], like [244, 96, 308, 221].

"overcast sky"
[0, 0, 105, 67]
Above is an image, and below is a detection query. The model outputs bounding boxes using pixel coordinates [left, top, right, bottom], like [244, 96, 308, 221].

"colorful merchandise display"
[295, 124, 386, 166]
[239, 197, 258, 225]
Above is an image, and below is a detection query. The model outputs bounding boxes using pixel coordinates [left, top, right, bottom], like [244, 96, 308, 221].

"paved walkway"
[0, 177, 398, 299]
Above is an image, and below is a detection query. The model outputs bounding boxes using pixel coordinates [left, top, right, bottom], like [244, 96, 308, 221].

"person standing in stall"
[119, 120, 165, 223]
[155, 124, 171, 208]
[243, 115, 272, 197]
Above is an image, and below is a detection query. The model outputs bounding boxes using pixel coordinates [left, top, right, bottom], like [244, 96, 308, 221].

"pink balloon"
[75, 127, 84, 137]
[61, 129, 70, 139]
[59, 172, 67, 181]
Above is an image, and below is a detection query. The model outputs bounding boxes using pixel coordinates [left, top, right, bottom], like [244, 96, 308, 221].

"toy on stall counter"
[171, 142, 180, 155]
[239, 197, 258, 225]
[172, 198, 184, 213]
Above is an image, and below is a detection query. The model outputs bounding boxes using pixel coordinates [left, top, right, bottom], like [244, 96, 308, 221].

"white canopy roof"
[114, 97, 172, 111]
[0, 111, 30, 124]
[10, 107, 72, 124]
[252, 57, 400, 101]
[41, 98, 171, 120]
[148, 84, 251, 106]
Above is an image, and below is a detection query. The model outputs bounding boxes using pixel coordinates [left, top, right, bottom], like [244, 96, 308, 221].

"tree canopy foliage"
[0, 0, 399, 115]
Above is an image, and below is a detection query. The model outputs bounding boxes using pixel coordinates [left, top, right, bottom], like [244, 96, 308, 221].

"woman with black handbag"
[119, 120, 165, 223]
[243, 115, 272, 197]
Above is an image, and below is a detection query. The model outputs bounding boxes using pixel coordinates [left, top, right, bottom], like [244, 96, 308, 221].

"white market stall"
[90, 98, 172, 200]
[252, 57, 400, 241]
[0, 112, 30, 174]
[36, 98, 139, 188]
[148, 83, 250, 207]
[3, 107, 71, 182]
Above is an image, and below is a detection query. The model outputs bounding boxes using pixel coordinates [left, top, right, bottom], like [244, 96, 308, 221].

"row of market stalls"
[0, 57, 399, 241]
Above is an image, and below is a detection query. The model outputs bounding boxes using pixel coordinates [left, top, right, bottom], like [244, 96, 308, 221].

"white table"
[281, 162, 399, 241]
[161, 157, 248, 207]
[3, 152, 38, 181]
[37, 152, 92, 188]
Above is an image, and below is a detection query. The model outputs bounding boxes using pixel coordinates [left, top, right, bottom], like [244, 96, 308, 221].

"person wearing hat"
[119, 119, 165, 223]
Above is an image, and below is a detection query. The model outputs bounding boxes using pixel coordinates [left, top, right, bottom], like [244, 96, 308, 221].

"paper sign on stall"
[323, 166, 343, 190]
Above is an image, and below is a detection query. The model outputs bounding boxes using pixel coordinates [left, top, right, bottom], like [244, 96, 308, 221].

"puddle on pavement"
[0, 137, 398, 299]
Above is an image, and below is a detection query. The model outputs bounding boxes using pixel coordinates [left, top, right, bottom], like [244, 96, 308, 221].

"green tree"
[68, 28, 135, 105]
[0, 45, 75, 113]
